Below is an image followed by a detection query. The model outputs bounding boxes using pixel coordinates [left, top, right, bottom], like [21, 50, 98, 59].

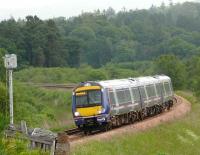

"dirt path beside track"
[70, 95, 191, 148]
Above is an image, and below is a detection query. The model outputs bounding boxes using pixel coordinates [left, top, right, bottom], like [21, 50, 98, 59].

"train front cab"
[72, 84, 110, 130]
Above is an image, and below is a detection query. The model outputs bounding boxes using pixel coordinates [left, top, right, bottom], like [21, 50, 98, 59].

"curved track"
[64, 95, 191, 148]
[24, 82, 76, 90]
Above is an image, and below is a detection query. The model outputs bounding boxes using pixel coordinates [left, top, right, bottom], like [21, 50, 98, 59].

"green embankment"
[0, 138, 49, 155]
[0, 80, 73, 155]
[73, 91, 200, 155]
[14, 65, 142, 84]
[3, 67, 199, 154]
[13, 82, 74, 130]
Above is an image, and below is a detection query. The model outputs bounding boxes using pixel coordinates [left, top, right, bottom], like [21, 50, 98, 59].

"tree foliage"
[154, 55, 186, 89]
[1, 2, 200, 68]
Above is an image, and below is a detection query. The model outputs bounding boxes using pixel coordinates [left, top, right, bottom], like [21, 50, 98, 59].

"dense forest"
[0, 2, 200, 68]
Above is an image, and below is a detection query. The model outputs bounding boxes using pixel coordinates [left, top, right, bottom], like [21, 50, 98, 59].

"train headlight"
[98, 108, 106, 114]
[74, 112, 80, 116]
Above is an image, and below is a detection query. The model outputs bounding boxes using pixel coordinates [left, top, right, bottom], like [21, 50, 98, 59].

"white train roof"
[98, 75, 171, 88]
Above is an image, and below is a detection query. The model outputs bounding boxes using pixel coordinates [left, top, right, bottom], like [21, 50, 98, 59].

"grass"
[13, 82, 74, 130]
[14, 66, 108, 84]
[14, 65, 141, 84]
[0, 134, 49, 155]
[0, 81, 74, 155]
[0, 82, 69, 155]
[72, 91, 200, 155]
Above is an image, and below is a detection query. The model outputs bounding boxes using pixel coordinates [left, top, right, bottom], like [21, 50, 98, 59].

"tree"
[65, 37, 82, 67]
[0, 48, 7, 82]
[186, 56, 200, 92]
[86, 37, 113, 67]
[24, 15, 45, 66]
[154, 55, 186, 89]
[0, 49, 8, 131]
[113, 40, 137, 62]
[0, 82, 8, 132]
[32, 47, 45, 66]
[44, 19, 67, 67]
[104, 7, 115, 19]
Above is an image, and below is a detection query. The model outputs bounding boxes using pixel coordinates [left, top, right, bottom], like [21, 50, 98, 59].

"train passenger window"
[146, 85, 156, 98]
[116, 89, 125, 104]
[124, 89, 132, 103]
[139, 86, 147, 101]
[116, 88, 131, 104]
[164, 82, 171, 96]
[131, 87, 140, 103]
[160, 83, 166, 96]
[108, 91, 116, 105]
[156, 83, 162, 96]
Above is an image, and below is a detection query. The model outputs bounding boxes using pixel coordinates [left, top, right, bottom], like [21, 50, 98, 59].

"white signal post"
[3, 54, 17, 128]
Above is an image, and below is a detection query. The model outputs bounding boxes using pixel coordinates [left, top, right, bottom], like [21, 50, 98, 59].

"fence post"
[20, 120, 28, 135]
[50, 140, 56, 155]
[55, 132, 70, 155]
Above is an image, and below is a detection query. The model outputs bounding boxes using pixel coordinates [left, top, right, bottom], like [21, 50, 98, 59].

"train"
[72, 75, 174, 133]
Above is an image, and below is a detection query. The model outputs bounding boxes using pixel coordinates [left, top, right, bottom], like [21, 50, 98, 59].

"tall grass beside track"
[73, 91, 200, 155]
[14, 66, 141, 84]
[13, 82, 74, 130]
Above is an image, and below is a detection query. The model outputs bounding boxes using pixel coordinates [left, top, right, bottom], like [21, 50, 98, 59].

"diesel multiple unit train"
[72, 75, 174, 132]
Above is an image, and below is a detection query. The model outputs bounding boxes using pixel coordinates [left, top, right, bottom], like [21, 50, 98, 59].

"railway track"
[23, 82, 77, 90]
[65, 128, 81, 135]
[64, 96, 182, 143]
[65, 126, 105, 141]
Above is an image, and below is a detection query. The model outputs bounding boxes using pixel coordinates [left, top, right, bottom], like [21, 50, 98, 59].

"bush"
[0, 83, 8, 132]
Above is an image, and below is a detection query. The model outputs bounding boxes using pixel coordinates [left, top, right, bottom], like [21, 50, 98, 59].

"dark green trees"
[65, 37, 81, 67]
[1, 2, 200, 68]
[155, 55, 186, 89]
[0, 49, 8, 131]
[0, 48, 6, 82]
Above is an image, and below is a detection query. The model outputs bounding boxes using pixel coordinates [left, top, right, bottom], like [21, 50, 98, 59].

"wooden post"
[30, 141, 36, 149]
[20, 120, 28, 135]
[55, 133, 70, 155]
[50, 140, 56, 155]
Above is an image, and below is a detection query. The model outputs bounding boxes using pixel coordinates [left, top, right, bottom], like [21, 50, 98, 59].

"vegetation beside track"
[72, 91, 200, 155]
[14, 65, 141, 84]
[13, 82, 74, 129]
[0, 82, 73, 155]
